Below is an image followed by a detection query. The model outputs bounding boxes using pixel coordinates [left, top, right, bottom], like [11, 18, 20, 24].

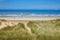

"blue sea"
[0, 10, 60, 18]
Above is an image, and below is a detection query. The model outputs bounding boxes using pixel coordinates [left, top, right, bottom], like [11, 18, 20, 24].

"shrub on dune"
[0, 19, 60, 40]
[0, 22, 2, 25]
[0, 19, 7, 22]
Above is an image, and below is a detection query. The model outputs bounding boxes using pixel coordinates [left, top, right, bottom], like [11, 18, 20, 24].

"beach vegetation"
[0, 22, 2, 25]
[0, 19, 60, 40]
[0, 19, 7, 22]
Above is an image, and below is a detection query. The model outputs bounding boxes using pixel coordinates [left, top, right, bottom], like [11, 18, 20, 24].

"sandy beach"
[0, 17, 59, 21]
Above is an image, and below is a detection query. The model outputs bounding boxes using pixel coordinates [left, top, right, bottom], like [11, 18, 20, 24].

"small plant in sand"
[0, 22, 2, 25]
[0, 19, 7, 22]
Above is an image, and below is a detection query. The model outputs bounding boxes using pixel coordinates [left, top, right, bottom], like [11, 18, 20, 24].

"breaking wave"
[0, 13, 60, 17]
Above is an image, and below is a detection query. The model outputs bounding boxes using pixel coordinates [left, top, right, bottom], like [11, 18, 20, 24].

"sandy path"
[19, 21, 32, 34]
[24, 22, 32, 34]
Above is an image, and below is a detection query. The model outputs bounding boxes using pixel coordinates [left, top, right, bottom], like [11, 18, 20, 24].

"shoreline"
[0, 17, 60, 21]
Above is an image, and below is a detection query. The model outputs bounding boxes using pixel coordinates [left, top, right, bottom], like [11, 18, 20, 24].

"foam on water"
[0, 10, 60, 18]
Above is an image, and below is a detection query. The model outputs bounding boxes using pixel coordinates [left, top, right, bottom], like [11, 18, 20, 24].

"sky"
[0, 0, 60, 9]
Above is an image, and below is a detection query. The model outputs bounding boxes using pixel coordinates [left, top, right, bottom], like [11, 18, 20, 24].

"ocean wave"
[0, 13, 60, 17]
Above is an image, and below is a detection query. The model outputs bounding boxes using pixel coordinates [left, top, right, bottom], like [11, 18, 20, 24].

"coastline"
[0, 17, 60, 29]
[0, 17, 60, 21]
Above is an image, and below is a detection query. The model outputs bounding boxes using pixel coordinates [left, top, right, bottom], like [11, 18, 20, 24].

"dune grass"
[0, 19, 60, 40]
[0, 23, 36, 40]
[0, 22, 2, 25]
[0, 19, 7, 22]
[27, 19, 60, 40]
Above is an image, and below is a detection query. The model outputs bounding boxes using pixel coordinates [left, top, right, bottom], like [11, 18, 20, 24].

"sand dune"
[0, 17, 60, 29]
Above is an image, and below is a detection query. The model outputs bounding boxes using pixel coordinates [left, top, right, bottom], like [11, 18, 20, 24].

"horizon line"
[0, 9, 60, 10]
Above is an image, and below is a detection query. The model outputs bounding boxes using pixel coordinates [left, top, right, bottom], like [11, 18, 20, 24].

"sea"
[0, 9, 60, 18]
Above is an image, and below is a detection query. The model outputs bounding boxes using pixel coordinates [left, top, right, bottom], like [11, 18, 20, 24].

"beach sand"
[0, 17, 59, 21]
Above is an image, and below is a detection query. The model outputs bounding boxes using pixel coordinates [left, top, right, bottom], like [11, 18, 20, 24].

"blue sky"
[0, 0, 60, 9]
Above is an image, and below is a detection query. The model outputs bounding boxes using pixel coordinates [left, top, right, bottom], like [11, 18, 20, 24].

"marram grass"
[0, 19, 60, 40]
